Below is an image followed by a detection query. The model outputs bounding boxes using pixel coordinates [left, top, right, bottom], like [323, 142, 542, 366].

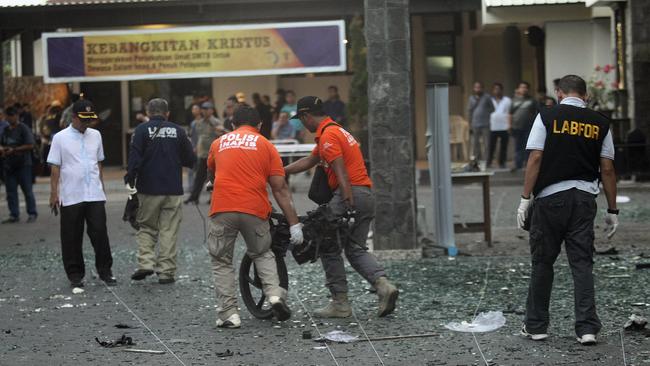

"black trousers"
[60, 201, 113, 281]
[524, 189, 601, 337]
[487, 130, 509, 167]
[188, 157, 208, 202]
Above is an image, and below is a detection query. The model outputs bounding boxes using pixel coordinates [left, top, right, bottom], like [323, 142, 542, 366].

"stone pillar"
[628, 0, 650, 137]
[365, 0, 417, 250]
[502, 25, 522, 96]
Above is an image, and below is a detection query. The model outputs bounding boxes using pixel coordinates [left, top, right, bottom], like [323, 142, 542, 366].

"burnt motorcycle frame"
[238, 206, 350, 320]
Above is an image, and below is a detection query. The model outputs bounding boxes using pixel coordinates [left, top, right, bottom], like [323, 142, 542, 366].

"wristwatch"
[607, 208, 619, 215]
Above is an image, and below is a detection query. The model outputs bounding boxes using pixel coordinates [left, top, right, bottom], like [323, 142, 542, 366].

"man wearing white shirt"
[517, 75, 618, 346]
[487, 83, 512, 169]
[47, 100, 115, 288]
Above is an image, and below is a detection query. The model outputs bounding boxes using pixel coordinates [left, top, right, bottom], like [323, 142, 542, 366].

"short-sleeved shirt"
[526, 96, 615, 198]
[195, 116, 223, 158]
[311, 118, 372, 191]
[281, 103, 303, 132]
[207, 125, 284, 219]
[47, 126, 107, 207]
[1, 122, 35, 167]
[489, 96, 512, 131]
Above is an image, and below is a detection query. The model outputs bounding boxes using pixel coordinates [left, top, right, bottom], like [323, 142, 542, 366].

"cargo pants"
[524, 188, 602, 337]
[209, 212, 286, 321]
[136, 194, 183, 280]
[321, 186, 387, 294]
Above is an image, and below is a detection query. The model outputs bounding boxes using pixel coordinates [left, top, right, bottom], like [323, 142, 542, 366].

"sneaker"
[100, 275, 117, 286]
[269, 296, 291, 321]
[26, 215, 37, 223]
[521, 325, 549, 341]
[577, 334, 597, 345]
[216, 313, 241, 329]
[70, 279, 84, 288]
[158, 277, 175, 285]
[1, 217, 19, 224]
[130, 269, 154, 280]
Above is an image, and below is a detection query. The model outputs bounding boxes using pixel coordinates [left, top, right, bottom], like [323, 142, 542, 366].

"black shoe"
[158, 277, 175, 285]
[131, 269, 154, 280]
[100, 275, 117, 286]
[270, 296, 291, 321]
[184, 198, 198, 205]
[26, 215, 37, 223]
[70, 279, 84, 288]
[2, 217, 19, 224]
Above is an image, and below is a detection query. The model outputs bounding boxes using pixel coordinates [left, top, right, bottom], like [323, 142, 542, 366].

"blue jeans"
[512, 129, 531, 169]
[4, 165, 37, 218]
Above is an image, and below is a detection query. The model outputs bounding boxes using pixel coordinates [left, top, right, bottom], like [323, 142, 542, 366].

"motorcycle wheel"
[238, 253, 289, 320]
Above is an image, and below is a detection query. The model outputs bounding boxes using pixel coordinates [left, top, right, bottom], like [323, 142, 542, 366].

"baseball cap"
[73, 99, 98, 120]
[201, 101, 215, 109]
[295, 96, 323, 118]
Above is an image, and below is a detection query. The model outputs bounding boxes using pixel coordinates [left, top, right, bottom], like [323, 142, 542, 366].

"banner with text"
[43, 20, 346, 83]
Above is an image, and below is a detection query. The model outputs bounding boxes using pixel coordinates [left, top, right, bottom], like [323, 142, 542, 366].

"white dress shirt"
[47, 126, 106, 207]
[526, 97, 615, 198]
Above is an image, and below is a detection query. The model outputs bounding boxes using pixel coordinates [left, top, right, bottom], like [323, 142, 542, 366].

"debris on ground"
[596, 247, 619, 255]
[624, 315, 648, 331]
[95, 334, 135, 348]
[315, 330, 359, 343]
[636, 263, 650, 270]
[216, 349, 234, 357]
[115, 324, 135, 329]
[122, 349, 164, 354]
[72, 287, 85, 294]
[302, 330, 312, 339]
[445, 311, 506, 333]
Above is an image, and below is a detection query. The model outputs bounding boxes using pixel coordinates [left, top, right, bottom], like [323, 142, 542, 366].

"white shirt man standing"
[47, 99, 115, 288]
[487, 82, 512, 169]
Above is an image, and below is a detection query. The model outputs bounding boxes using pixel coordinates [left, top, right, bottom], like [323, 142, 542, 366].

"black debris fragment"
[95, 334, 135, 348]
[596, 247, 618, 255]
[636, 263, 650, 270]
[624, 315, 648, 331]
[115, 324, 135, 329]
[216, 349, 234, 357]
[4, 330, 11, 334]
[302, 330, 312, 340]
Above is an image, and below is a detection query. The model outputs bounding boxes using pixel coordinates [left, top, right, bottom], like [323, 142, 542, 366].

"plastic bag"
[318, 330, 359, 343]
[444, 311, 506, 333]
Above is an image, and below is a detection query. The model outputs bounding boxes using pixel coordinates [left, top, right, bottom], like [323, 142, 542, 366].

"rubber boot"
[313, 293, 352, 318]
[375, 277, 398, 317]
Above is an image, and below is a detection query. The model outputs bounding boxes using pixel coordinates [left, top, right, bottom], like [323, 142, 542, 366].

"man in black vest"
[516, 75, 618, 346]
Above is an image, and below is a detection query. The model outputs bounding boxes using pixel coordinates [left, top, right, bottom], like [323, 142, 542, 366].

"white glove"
[604, 212, 619, 239]
[516, 196, 532, 229]
[125, 183, 137, 198]
[289, 223, 304, 245]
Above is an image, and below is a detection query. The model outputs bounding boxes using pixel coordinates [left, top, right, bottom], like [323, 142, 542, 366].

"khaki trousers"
[209, 212, 286, 321]
[136, 194, 183, 279]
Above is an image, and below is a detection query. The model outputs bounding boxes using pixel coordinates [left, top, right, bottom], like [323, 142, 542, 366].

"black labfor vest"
[534, 104, 610, 196]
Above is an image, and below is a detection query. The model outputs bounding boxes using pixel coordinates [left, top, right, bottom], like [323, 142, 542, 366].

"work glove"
[125, 183, 137, 198]
[516, 196, 532, 229]
[604, 212, 619, 239]
[289, 223, 304, 245]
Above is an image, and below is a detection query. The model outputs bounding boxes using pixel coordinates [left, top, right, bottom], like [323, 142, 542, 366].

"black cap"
[295, 96, 323, 118]
[73, 99, 98, 120]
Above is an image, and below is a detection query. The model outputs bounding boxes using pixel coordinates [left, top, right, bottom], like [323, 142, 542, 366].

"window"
[425, 33, 456, 84]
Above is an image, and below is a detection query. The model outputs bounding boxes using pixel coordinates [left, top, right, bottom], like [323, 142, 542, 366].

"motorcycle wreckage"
[238, 205, 354, 319]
